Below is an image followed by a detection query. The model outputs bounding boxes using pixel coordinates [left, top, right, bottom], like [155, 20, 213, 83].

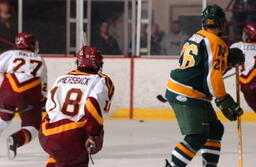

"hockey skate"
[165, 159, 178, 167]
[7, 135, 17, 159]
[165, 159, 172, 167]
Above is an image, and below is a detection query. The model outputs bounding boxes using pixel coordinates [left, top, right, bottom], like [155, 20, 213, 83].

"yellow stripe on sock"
[176, 143, 195, 158]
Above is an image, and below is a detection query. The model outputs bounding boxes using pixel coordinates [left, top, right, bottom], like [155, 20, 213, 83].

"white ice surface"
[0, 119, 255, 167]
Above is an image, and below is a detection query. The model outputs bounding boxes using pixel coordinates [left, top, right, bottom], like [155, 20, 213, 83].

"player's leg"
[39, 124, 89, 167]
[0, 88, 16, 136]
[166, 102, 209, 167]
[7, 87, 42, 159]
[38, 130, 57, 167]
[241, 81, 256, 112]
[200, 120, 224, 167]
[168, 134, 207, 167]
[7, 105, 41, 159]
[7, 125, 39, 159]
[200, 103, 224, 167]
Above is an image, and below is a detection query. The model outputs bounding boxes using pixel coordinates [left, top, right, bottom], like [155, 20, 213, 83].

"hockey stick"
[156, 94, 167, 103]
[235, 65, 243, 167]
[88, 145, 96, 167]
[0, 105, 33, 114]
[223, 72, 236, 79]
[0, 36, 16, 47]
[89, 153, 95, 167]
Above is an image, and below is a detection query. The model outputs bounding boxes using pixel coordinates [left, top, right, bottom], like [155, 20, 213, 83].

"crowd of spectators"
[0, 0, 256, 56]
[93, 0, 256, 56]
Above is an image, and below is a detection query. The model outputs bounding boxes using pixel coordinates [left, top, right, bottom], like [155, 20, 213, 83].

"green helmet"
[202, 5, 226, 29]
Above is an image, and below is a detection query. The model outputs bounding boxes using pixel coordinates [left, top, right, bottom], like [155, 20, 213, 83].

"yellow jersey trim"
[86, 99, 104, 125]
[240, 69, 256, 84]
[41, 119, 87, 136]
[47, 157, 57, 163]
[177, 143, 195, 158]
[204, 141, 221, 148]
[167, 78, 211, 101]
[6, 74, 41, 93]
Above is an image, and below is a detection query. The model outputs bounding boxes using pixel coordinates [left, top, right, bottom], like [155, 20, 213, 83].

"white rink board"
[44, 57, 252, 113]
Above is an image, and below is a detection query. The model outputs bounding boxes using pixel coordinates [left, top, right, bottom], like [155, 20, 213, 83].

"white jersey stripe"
[172, 150, 190, 165]
[201, 149, 220, 155]
[204, 38, 214, 97]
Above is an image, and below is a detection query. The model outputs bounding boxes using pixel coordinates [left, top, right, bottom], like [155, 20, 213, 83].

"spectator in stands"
[139, 23, 148, 55]
[139, 23, 164, 55]
[92, 21, 121, 55]
[230, 0, 256, 38]
[0, 0, 17, 52]
[151, 23, 164, 55]
[160, 20, 188, 56]
[109, 14, 124, 52]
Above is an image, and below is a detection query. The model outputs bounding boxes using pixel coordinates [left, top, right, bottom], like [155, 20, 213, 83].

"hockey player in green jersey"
[165, 5, 244, 167]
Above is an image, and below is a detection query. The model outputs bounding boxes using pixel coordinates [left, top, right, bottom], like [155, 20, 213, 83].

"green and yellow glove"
[228, 48, 245, 67]
[215, 94, 243, 121]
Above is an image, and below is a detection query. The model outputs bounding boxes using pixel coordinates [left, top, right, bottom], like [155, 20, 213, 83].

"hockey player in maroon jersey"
[230, 23, 256, 112]
[39, 46, 114, 167]
[0, 32, 47, 159]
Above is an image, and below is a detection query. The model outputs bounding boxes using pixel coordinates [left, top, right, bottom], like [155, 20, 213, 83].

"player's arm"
[84, 76, 114, 133]
[204, 41, 227, 99]
[84, 96, 104, 154]
[0, 51, 12, 73]
[84, 76, 114, 154]
[205, 41, 243, 121]
[84, 96, 104, 135]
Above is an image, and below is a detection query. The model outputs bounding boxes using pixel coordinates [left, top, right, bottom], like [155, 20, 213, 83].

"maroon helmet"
[76, 46, 103, 71]
[243, 23, 256, 42]
[15, 32, 37, 50]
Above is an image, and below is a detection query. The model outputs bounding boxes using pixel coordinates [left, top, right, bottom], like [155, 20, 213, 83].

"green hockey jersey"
[166, 30, 228, 106]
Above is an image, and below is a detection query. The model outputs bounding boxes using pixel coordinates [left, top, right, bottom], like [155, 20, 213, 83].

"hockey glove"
[85, 129, 104, 154]
[215, 94, 243, 121]
[227, 48, 245, 67]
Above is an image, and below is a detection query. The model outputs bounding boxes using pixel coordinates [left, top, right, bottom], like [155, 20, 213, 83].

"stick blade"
[156, 94, 167, 103]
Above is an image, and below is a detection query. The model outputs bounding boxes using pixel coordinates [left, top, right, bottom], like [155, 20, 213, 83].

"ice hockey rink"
[0, 119, 255, 167]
